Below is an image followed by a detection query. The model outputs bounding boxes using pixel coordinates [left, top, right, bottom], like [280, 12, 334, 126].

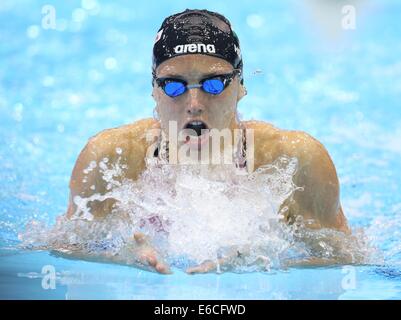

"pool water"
[1, 0, 401, 299]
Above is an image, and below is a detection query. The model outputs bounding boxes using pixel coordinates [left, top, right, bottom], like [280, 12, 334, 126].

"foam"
[20, 155, 377, 272]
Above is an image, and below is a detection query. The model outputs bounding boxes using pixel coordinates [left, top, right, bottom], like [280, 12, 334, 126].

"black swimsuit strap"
[238, 126, 247, 169]
[153, 145, 159, 157]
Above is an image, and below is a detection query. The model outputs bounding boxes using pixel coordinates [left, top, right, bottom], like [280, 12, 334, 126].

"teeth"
[190, 121, 203, 125]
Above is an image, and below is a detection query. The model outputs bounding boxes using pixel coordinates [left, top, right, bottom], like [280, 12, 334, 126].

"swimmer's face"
[152, 54, 246, 137]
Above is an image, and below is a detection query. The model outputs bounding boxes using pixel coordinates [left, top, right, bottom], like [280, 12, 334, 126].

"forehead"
[156, 54, 233, 77]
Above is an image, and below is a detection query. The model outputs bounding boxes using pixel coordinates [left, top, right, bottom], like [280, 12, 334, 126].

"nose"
[185, 87, 205, 116]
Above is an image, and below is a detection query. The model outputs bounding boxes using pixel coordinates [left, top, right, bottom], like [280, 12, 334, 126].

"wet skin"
[66, 54, 349, 274]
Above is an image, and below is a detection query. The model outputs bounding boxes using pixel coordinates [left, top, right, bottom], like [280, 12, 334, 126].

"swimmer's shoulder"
[242, 120, 330, 168]
[88, 117, 160, 152]
[242, 120, 292, 168]
[243, 120, 345, 230]
[242, 120, 281, 143]
[67, 118, 160, 218]
[90, 117, 160, 171]
[71, 118, 160, 189]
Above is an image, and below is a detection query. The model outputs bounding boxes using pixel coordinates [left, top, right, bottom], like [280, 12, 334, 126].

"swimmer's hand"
[186, 245, 251, 274]
[132, 232, 172, 274]
[186, 259, 222, 274]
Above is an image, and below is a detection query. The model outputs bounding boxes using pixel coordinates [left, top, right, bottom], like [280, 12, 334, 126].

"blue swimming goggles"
[153, 69, 241, 97]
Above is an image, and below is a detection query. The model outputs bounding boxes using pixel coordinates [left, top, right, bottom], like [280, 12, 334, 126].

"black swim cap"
[152, 9, 243, 84]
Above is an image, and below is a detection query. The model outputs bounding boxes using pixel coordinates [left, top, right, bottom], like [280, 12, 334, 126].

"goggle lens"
[164, 81, 186, 97]
[202, 78, 225, 95]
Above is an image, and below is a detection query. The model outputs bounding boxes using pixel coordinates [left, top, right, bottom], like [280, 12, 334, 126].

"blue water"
[1, 0, 401, 299]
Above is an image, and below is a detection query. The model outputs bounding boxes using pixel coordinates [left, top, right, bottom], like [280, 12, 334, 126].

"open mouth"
[182, 120, 210, 146]
[183, 120, 209, 136]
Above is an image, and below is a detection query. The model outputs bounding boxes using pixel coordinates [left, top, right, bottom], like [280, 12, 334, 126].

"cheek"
[209, 93, 237, 116]
[157, 96, 176, 117]
[207, 103, 235, 129]
[157, 98, 184, 129]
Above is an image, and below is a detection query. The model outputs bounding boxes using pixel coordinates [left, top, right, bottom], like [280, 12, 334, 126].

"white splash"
[20, 155, 376, 271]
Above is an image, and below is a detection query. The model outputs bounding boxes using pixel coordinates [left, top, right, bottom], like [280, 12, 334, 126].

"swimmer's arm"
[63, 122, 169, 272]
[65, 141, 170, 273]
[285, 135, 350, 233]
[50, 232, 171, 274]
[66, 135, 116, 219]
[66, 131, 145, 219]
[66, 119, 158, 219]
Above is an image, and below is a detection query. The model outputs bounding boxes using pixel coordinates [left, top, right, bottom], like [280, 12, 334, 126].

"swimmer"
[66, 9, 350, 274]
